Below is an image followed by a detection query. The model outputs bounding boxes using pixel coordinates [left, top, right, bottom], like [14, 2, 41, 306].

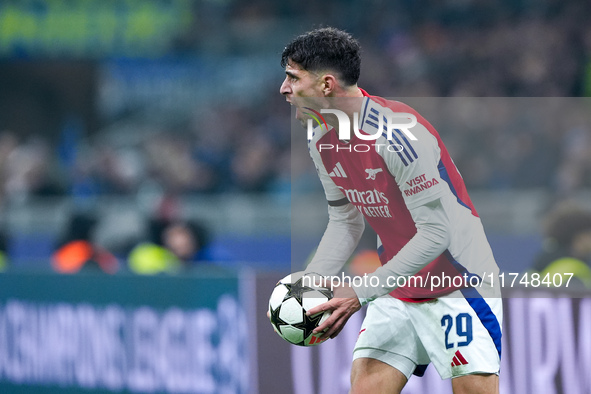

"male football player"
[280, 27, 502, 394]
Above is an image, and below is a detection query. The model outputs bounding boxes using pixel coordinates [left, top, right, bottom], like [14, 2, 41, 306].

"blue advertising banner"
[0, 271, 252, 393]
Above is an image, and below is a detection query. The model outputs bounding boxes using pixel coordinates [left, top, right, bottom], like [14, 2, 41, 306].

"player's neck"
[327, 86, 364, 119]
[319, 85, 364, 141]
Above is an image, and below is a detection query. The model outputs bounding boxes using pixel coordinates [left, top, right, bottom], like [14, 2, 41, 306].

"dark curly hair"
[281, 27, 361, 87]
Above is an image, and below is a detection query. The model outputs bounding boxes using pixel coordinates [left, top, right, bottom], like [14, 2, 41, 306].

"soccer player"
[279, 27, 502, 394]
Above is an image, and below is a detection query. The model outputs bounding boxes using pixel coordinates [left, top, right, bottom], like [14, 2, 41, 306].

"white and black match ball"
[268, 271, 333, 346]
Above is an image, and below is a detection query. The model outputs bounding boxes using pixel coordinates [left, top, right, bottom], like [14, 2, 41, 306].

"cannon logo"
[365, 168, 383, 180]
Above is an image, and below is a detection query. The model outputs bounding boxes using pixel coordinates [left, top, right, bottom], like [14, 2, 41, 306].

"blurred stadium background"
[0, 0, 590, 393]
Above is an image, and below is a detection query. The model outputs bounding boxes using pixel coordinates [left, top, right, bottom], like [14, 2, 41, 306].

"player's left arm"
[305, 202, 366, 276]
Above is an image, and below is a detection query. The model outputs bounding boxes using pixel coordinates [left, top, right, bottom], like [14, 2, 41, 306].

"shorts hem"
[444, 369, 500, 380]
[352, 348, 417, 380]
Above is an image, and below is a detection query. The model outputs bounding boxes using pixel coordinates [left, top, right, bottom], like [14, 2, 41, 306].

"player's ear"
[321, 74, 338, 96]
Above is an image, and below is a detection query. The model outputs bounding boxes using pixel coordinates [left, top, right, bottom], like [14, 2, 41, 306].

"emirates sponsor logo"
[337, 187, 389, 205]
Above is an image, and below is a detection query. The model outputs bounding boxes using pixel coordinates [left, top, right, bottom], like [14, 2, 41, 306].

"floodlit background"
[0, 1, 590, 393]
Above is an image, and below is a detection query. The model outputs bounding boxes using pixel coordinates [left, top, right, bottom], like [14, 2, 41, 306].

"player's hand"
[306, 284, 361, 340]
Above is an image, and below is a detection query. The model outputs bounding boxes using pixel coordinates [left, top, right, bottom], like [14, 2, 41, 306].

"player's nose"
[280, 77, 291, 95]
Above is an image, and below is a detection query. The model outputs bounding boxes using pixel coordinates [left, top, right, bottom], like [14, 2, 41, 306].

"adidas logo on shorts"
[451, 350, 469, 367]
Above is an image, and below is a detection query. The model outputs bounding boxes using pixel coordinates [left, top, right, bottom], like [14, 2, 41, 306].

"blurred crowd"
[0, 0, 589, 206]
[0, 0, 590, 277]
[532, 201, 591, 288]
[0, 97, 292, 206]
[0, 108, 290, 207]
[49, 208, 223, 275]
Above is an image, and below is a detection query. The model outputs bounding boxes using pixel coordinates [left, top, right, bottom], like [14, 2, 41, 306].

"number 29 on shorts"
[441, 313, 473, 349]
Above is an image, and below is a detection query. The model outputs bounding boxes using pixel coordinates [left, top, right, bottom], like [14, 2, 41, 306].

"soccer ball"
[268, 271, 333, 346]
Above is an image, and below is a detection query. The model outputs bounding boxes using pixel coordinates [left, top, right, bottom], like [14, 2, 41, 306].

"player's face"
[280, 60, 326, 124]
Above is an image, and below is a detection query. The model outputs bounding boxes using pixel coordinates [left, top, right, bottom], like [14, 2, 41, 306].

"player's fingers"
[317, 298, 359, 339]
[312, 310, 338, 334]
[312, 300, 349, 335]
[267, 309, 271, 319]
[312, 302, 343, 334]
[329, 321, 346, 339]
[306, 298, 338, 317]
[331, 307, 356, 338]
[320, 312, 349, 340]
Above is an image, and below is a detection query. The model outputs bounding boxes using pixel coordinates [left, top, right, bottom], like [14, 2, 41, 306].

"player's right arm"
[306, 203, 365, 276]
[303, 130, 365, 277]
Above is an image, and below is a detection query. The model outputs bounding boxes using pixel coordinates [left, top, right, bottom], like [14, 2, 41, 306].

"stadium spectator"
[532, 202, 591, 288]
[0, 229, 8, 272]
[1, 133, 63, 202]
[128, 218, 214, 274]
[0, 131, 18, 203]
[51, 212, 119, 274]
